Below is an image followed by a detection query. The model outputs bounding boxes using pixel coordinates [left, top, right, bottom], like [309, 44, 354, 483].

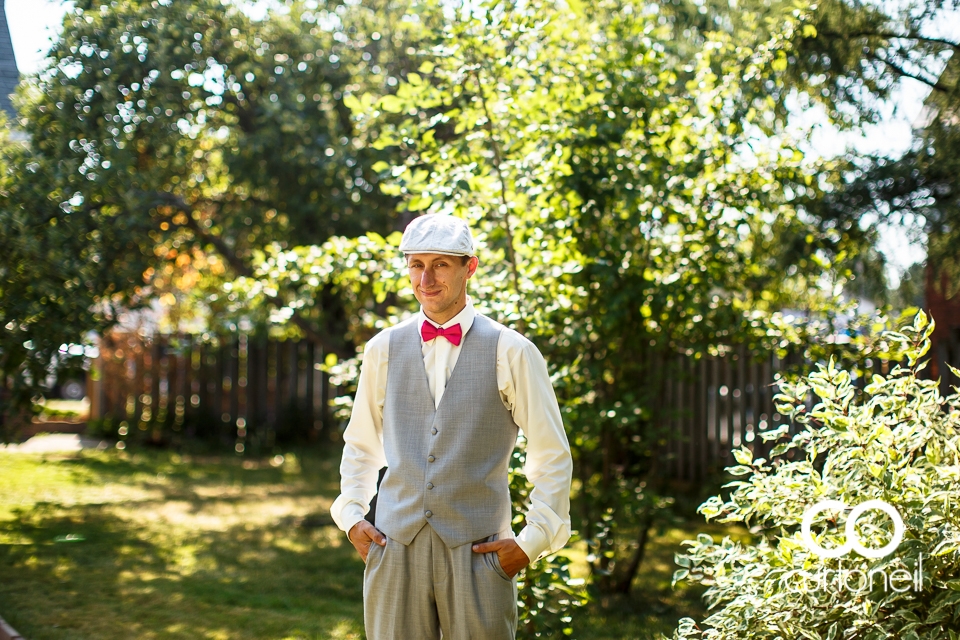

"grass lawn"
[33, 399, 89, 422]
[0, 448, 362, 640]
[0, 447, 743, 639]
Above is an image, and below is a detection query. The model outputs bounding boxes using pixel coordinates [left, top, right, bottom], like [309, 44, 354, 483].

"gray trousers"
[363, 525, 518, 640]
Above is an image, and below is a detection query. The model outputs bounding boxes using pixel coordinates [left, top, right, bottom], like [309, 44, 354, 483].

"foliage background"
[3, 0, 960, 636]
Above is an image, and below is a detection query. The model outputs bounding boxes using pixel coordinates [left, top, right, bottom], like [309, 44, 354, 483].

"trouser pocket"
[480, 532, 513, 582]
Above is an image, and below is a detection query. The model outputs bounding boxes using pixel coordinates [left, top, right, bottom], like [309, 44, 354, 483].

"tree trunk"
[612, 506, 655, 594]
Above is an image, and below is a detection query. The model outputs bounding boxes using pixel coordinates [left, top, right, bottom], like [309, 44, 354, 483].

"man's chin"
[419, 296, 446, 309]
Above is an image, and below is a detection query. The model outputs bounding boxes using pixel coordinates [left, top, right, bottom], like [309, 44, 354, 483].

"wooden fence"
[935, 326, 960, 399]
[661, 347, 788, 483]
[662, 333, 960, 482]
[90, 329, 959, 478]
[90, 332, 335, 451]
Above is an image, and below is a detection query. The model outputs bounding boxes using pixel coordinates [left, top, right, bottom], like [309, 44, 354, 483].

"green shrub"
[510, 439, 589, 638]
[671, 312, 960, 640]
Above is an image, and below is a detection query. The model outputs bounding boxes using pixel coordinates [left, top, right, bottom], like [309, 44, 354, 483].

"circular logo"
[800, 499, 905, 560]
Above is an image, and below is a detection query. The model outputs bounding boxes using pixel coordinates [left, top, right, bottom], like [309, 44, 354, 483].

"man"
[330, 214, 573, 640]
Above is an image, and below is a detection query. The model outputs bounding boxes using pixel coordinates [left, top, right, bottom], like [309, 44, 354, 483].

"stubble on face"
[406, 253, 478, 325]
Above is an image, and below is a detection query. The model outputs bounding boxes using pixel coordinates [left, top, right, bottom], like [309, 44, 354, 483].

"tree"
[0, 126, 153, 438]
[1, 0, 437, 432]
[30, 0, 430, 343]
[777, 0, 960, 284]
[313, 0, 871, 602]
[11, 0, 885, 630]
[639, 0, 960, 303]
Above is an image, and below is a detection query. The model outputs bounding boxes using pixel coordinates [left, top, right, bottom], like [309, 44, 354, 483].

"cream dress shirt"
[330, 300, 573, 562]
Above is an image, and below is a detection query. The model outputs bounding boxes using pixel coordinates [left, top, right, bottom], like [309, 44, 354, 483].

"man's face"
[407, 253, 478, 322]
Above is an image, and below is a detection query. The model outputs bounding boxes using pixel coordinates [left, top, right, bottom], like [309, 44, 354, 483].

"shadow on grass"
[0, 452, 365, 640]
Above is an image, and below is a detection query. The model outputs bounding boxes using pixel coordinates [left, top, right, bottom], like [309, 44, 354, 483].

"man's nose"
[421, 268, 435, 287]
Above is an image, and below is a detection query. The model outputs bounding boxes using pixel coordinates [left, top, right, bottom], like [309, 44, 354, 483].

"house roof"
[0, 0, 19, 121]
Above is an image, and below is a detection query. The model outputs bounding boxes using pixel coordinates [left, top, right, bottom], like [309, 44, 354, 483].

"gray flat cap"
[399, 214, 475, 256]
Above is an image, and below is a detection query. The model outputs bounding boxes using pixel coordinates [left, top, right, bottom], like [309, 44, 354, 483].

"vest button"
[427, 455, 436, 462]
[426, 482, 434, 490]
[431, 428, 438, 435]
[425, 510, 433, 518]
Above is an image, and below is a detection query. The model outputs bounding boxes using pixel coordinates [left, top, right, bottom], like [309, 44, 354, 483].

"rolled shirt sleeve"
[329, 331, 389, 535]
[497, 333, 573, 563]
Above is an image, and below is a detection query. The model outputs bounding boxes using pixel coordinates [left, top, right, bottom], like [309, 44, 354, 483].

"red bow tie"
[421, 321, 463, 346]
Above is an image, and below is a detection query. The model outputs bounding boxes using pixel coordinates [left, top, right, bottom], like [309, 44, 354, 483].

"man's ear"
[466, 256, 479, 278]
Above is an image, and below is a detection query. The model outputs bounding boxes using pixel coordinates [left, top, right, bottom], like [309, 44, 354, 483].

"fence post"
[696, 356, 707, 478]
[87, 338, 103, 422]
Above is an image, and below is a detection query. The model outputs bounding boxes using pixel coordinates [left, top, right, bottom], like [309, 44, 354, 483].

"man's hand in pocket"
[348, 520, 386, 562]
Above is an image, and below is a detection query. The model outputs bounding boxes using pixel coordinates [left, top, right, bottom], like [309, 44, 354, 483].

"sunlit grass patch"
[1, 448, 745, 639]
[0, 448, 363, 640]
[33, 399, 90, 421]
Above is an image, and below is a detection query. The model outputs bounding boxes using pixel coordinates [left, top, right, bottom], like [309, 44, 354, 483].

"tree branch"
[863, 50, 952, 94]
[333, 95, 356, 141]
[472, 69, 523, 302]
[817, 28, 960, 51]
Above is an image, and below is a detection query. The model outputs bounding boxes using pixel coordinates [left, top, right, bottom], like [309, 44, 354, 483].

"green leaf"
[407, 194, 433, 211]
[733, 446, 753, 466]
[379, 95, 405, 113]
[342, 92, 362, 112]
[770, 443, 791, 456]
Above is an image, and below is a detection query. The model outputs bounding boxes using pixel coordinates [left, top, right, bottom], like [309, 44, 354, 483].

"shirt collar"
[419, 298, 476, 342]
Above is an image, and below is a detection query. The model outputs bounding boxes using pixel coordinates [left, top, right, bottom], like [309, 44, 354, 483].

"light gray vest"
[376, 313, 519, 548]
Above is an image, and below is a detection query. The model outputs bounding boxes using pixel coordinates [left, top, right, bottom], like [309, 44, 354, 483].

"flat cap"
[399, 214, 475, 257]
